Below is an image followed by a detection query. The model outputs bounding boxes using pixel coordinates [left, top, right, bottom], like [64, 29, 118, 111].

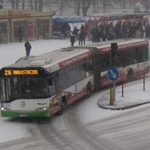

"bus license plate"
[18, 114, 28, 117]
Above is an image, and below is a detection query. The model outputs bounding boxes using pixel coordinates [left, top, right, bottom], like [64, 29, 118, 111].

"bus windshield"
[1, 76, 51, 102]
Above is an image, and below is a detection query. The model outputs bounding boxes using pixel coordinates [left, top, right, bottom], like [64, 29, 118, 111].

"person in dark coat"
[73, 26, 79, 39]
[70, 33, 75, 46]
[90, 27, 96, 43]
[25, 41, 32, 56]
[78, 30, 86, 45]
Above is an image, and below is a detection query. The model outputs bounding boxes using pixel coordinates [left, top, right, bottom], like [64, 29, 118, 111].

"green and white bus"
[0, 38, 149, 117]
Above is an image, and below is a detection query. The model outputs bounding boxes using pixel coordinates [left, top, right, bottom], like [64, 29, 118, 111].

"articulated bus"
[0, 38, 149, 117]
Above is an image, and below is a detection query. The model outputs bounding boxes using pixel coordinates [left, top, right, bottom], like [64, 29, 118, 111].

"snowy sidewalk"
[97, 79, 150, 110]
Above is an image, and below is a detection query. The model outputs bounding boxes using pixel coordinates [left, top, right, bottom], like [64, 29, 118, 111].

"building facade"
[0, 9, 53, 43]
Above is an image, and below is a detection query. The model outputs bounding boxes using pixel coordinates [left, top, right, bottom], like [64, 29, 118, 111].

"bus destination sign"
[4, 69, 39, 76]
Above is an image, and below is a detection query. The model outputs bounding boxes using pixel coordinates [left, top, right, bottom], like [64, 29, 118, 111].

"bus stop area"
[85, 12, 150, 40]
[52, 12, 150, 42]
[52, 16, 88, 39]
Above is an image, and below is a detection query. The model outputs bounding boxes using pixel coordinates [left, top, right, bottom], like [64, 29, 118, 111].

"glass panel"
[1, 76, 54, 102]
[100, 54, 111, 71]
[73, 62, 83, 83]
[65, 66, 74, 87]
[57, 69, 68, 92]
[48, 78, 56, 96]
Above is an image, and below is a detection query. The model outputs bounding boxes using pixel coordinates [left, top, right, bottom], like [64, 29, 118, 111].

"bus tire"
[56, 98, 66, 115]
[86, 83, 91, 98]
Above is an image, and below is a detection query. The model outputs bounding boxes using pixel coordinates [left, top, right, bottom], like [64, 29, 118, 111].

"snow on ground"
[0, 38, 150, 143]
[0, 38, 86, 68]
[0, 38, 91, 143]
[77, 78, 150, 124]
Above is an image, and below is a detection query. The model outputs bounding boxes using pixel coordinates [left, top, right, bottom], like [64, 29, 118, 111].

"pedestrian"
[73, 26, 79, 40]
[70, 33, 75, 46]
[90, 27, 96, 43]
[78, 30, 86, 45]
[80, 24, 85, 32]
[24, 41, 32, 56]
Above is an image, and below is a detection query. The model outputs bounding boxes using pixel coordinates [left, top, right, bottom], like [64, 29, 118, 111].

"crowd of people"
[70, 24, 86, 46]
[18, 20, 150, 49]
[90, 21, 150, 43]
[70, 20, 150, 46]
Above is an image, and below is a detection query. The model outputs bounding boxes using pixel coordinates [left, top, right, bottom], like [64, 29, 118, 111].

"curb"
[97, 100, 150, 110]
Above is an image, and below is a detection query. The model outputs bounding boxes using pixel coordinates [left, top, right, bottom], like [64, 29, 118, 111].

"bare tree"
[16, 0, 19, 9]
[38, 0, 43, 11]
[34, 0, 38, 11]
[65, 0, 92, 16]
[10, 0, 20, 9]
[60, 0, 64, 15]
[145, 0, 150, 10]
[11, 0, 15, 9]
[93, 0, 96, 13]
[103, 0, 106, 13]
[116, 0, 123, 7]
[65, 0, 81, 16]
[129, 0, 133, 8]
[0, 0, 3, 4]
[45, 0, 59, 14]
[82, 0, 92, 16]
[30, 0, 34, 10]
[22, 0, 25, 10]
[75, 0, 81, 15]
[122, 0, 126, 9]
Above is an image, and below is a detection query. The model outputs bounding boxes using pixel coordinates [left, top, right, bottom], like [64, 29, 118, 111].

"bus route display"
[3, 69, 39, 76]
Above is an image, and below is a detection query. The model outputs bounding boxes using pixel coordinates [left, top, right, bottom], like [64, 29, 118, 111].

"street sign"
[108, 67, 119, 81]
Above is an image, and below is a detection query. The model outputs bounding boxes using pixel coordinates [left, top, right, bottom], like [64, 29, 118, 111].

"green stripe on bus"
[1, 110, 50, 117]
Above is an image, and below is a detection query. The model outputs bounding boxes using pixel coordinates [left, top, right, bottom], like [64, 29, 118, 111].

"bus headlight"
[36, 107, 48, 111]
[1, 107, 10, 111]
[1, 107, 5, 111]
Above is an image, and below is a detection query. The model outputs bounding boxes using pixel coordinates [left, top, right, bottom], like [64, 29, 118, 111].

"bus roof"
[78, 38, 148, 51]
[2, 38, 148, 73]
[4, 47, 92, 73]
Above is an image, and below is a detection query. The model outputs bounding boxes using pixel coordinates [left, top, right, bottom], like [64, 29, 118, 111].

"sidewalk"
[97, 79, 150, 110]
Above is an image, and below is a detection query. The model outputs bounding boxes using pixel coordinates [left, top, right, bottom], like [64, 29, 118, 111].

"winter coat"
[25, 41, 32, 50]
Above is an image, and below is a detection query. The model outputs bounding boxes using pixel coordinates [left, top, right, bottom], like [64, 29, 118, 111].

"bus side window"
[57, 69, 66, 92]
[142, 46, 148, 61]
[82, 59, 93, 71]
[81, 58, 93, 79]
[135, 46, 147, 63]
[65, 66, 75, 87]
[100, 54, 111, 71]
[47, 73, 58, 96]
[73, 62, 83, 82]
